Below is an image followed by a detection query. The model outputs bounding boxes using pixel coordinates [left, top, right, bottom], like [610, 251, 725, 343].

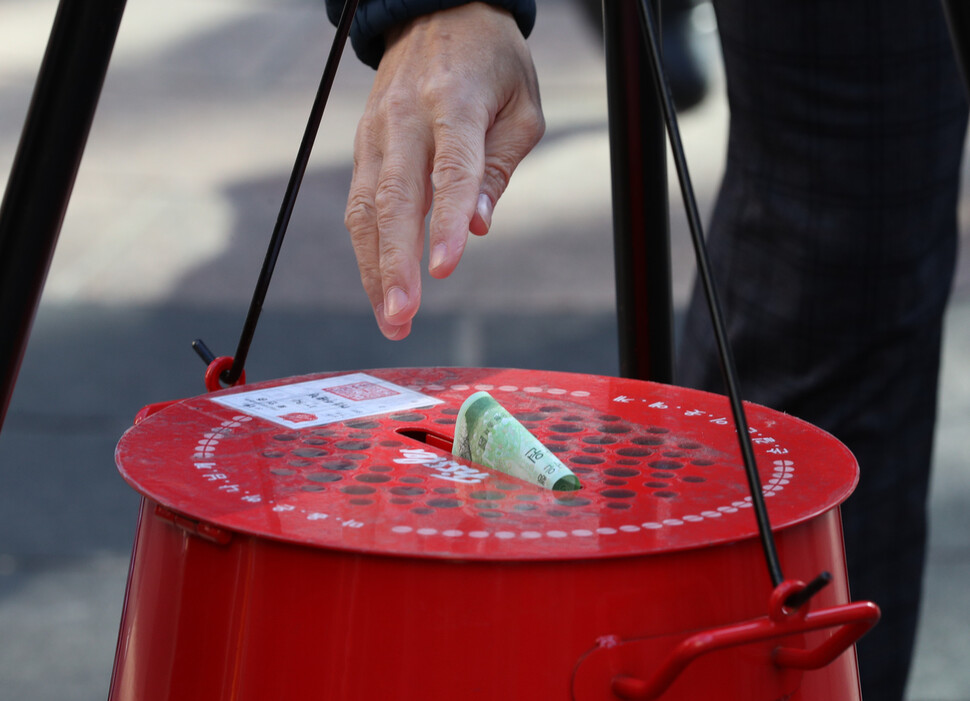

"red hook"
[204, 355, 246, 393]
[608, 579, 880, 699]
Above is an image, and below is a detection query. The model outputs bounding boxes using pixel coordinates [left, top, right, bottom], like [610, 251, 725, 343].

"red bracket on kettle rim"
[573, 580, 880, 700]
[204, 355, 246, 393]
[129, 345, 246, 425]
[191, 339, 247, 393]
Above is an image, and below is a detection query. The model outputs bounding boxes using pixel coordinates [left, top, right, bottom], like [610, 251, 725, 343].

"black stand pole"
[0, 0, 127, 431]
[604, 0, 673, 382]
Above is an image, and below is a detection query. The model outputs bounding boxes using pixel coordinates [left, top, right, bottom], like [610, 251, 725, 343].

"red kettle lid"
[115, 367, 857, 560]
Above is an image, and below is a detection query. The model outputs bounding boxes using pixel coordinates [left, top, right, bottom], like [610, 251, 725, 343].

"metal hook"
[191, 338, 216, 366]
[783, 571, 833, 611]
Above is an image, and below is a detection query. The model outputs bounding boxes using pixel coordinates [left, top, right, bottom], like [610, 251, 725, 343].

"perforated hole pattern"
[252, 402, 733, 525]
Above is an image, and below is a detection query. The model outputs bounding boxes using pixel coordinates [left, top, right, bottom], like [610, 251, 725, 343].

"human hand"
[345, 2, 544, 339]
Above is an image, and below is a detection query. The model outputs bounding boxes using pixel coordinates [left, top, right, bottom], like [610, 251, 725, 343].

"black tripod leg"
[0, 0, 127, 430]
[604, 0, 674, 382]
[943, 1, 970, 98]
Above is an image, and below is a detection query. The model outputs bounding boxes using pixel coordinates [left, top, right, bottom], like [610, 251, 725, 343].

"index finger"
[372, 118, 433, 327]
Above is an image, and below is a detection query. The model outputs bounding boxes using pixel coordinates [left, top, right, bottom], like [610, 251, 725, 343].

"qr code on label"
[326, 381, 399, 402]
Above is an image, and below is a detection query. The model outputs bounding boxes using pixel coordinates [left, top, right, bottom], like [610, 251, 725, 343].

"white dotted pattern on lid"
[185, 385, 800, 545]
[379, 457, 796, 542]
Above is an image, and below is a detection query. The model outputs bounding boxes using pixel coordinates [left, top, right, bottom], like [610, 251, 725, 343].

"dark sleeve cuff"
[325, 0, 537, 69]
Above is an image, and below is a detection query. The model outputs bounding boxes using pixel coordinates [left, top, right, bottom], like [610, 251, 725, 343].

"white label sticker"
[209, 373, 443, 428]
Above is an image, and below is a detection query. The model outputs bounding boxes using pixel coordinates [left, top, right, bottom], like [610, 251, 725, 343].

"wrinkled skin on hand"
[345, 2, 545, 339]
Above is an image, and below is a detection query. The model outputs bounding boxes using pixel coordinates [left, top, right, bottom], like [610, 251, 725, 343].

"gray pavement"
[0, 1, 967, 699]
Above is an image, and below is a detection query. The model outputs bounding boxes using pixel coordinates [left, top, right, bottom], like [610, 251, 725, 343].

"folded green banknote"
[453, 391, 582, 491]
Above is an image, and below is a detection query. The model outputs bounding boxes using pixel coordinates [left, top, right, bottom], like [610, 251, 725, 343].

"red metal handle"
[771, 602, 881, 670]
[611, 580, 880, 700]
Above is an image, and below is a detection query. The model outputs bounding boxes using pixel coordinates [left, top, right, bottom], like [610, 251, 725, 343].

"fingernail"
[385, 287, 408, 318]
[429, 243, 447, 271]
[477, 193, 493, 232]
